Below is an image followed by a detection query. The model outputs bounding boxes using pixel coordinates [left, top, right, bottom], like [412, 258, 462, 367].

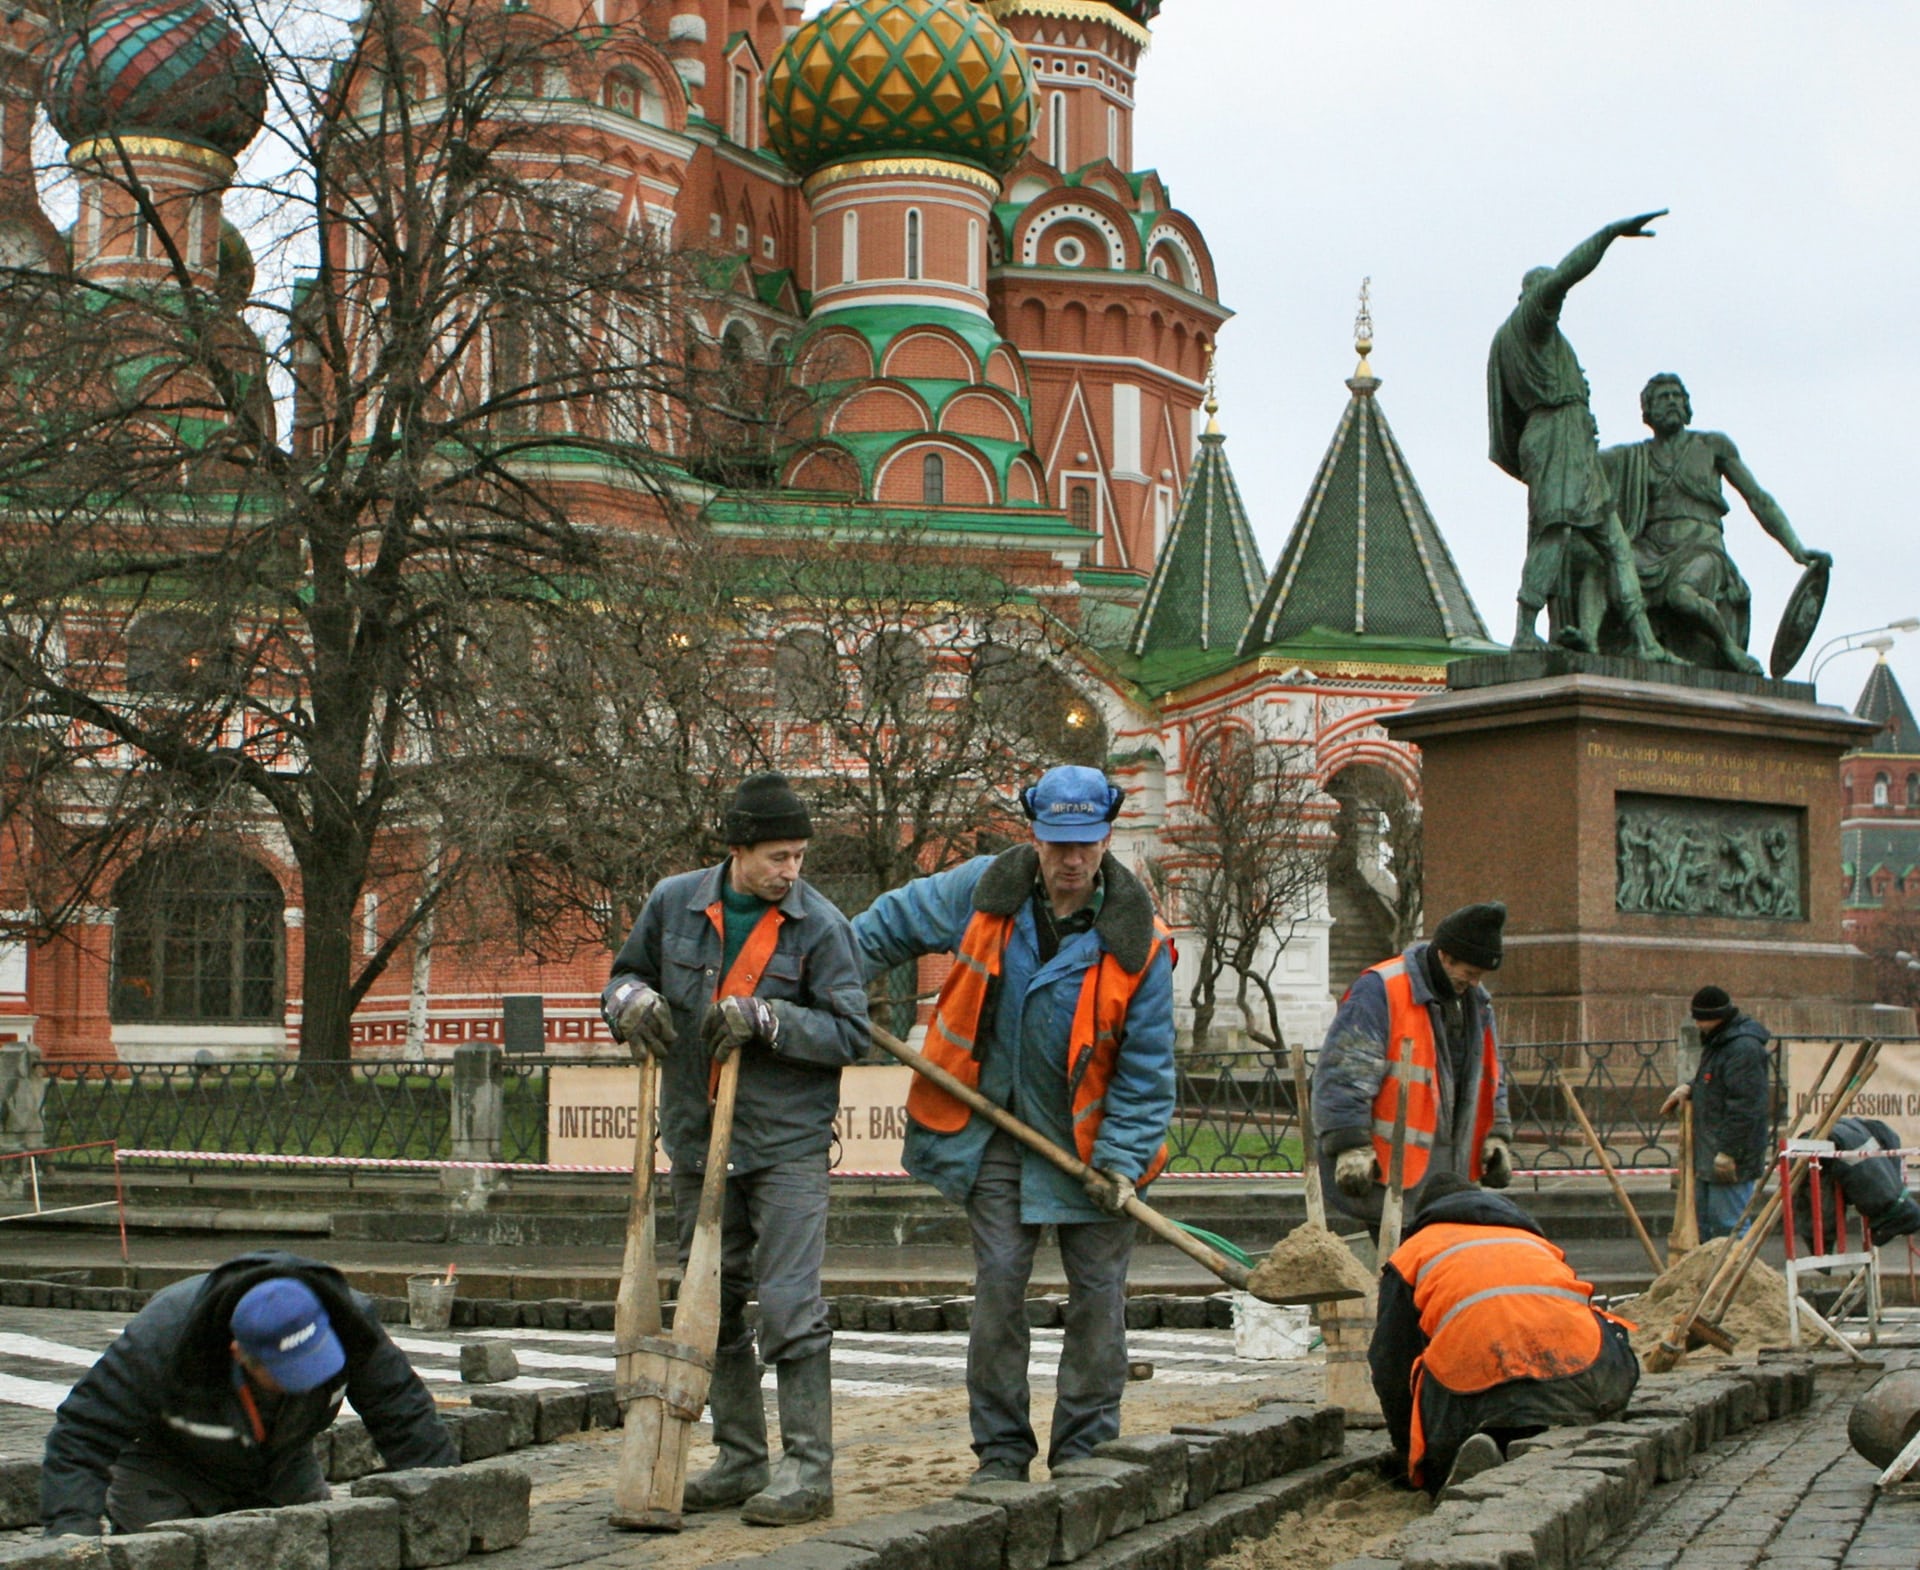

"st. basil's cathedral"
[0, 0, 1506, 1064]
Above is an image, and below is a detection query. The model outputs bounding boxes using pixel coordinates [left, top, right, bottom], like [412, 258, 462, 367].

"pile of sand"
[1622, 1235, 1792, 1356]
[1246, 1223, 1374, 1303]
[1208, 1468, 1431, 1570]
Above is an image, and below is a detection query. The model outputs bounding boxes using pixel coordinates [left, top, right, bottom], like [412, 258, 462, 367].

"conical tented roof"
[1853, 659, 1920, 754]
[1128, 425, 1264, 657]
[1240, 367, 1487, 656]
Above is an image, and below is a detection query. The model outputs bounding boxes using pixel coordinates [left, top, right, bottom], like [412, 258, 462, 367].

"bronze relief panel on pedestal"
[1614, 792, 1804, 921]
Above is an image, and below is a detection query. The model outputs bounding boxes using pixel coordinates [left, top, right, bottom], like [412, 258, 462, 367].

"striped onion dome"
[44, 0, 267, 159]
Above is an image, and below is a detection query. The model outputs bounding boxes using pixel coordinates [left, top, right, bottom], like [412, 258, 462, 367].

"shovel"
[870, 1024, 1354, 1306]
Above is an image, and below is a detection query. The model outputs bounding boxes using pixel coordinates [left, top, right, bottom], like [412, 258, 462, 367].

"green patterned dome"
[765, 0, 1033, 181]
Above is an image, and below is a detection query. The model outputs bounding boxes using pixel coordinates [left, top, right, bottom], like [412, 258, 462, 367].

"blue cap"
[1023, 765, 1121, 843]
[231, 1278, 346, 1393]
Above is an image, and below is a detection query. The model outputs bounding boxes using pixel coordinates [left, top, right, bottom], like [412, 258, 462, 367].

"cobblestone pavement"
[0, 1302, 1324, 1566]
[1594, 1348, 1920, 1570]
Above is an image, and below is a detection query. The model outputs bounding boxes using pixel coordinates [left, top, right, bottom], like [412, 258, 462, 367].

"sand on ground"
[1207, 1467, 1432, 1570]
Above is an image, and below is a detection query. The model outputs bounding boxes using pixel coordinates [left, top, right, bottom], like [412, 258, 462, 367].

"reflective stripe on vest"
[1367, 955, 1500, 1188]
[1387, 1220, 1603, 1486]
[909, 906, 1171, 1185]
[703, 901, 783, 1098]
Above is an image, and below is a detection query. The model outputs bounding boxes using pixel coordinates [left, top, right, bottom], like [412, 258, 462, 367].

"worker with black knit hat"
[602, 771, 869, 1526]
[1660, 985, 1772, 1240]
[1314, 901, 1514, 1232]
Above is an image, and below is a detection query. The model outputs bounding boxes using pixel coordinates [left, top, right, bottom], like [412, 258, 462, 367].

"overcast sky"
[805, 2, 1918, 707]
[1130, 1, 1920, 707]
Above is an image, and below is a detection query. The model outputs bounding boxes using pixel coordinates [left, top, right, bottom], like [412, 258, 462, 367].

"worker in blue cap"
[853, 764, 1176, 1483]
[41, 1251, 454, 1536]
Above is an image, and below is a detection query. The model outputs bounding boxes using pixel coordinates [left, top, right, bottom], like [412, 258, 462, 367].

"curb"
[1332, 1355, 1819, 1570]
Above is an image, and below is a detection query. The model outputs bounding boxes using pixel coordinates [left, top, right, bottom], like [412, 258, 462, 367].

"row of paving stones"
[1589, 1351, 1917, 1570]
[0, 1461, 531, 1569]
[1338, 1356, 1821, 1570]
[708, 1401, 1366, 1570]
[0, 1279, 1234, 1334]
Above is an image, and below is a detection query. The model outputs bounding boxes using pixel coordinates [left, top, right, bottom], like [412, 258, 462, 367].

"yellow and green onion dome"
[765, 0, 1033, 182]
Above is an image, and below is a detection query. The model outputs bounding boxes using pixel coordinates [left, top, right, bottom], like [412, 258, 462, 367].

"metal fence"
[29, 1036, 1916, 1175]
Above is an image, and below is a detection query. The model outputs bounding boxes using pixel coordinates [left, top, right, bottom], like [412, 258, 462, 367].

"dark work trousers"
[670, 1155, 832, 1365]
[966, 1130, 1135, 1470]
[1415, 1315, 1639, 1494]
[105, 1449, 327, 1534]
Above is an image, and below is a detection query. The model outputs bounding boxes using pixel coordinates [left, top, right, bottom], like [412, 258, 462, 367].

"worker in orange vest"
[852, 765, 1176, 1484]
[1314, 902, 1514, 1232]
[603, 772, 870, 1526]
[1369, 1173, 1638, 1493]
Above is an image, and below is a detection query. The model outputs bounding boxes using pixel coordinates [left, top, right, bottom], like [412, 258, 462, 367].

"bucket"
[407, 1274, 458, 1332]
[1230, 1293, 1315, 1360]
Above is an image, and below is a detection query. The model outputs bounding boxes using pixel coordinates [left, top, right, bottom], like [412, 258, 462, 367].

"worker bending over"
[1369, 1173, 1639, 1493]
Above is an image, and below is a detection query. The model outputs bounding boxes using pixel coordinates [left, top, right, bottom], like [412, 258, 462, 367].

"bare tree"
[0, 0, 774, 1061]
[1163, 720, 1336, 1058]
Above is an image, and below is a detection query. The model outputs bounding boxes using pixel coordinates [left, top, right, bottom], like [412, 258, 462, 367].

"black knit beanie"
[1690, 985, 1736, 1023]
[722, 771, 812, 846]
[1431, 901, 1506, 971]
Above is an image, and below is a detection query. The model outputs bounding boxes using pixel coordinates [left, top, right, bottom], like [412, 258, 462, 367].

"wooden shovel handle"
[868, 1024, 1255, 1294]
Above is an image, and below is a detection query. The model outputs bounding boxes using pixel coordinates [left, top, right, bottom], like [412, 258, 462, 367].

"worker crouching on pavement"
[851, 765, 1176, 1483]
[1315, 901, 1515, 1233]
[1369, 1173, 1639, 1494]
[602, 771, 870, 1526]
[41, 1251, 455, 1536]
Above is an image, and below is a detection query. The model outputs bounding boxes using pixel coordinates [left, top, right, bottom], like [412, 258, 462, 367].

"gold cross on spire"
[1354, 277, 1374, 379]
[1204, 342, 1221, 435]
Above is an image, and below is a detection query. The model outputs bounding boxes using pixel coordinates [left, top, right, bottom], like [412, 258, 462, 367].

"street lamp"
[1808, 617, 1920, 683]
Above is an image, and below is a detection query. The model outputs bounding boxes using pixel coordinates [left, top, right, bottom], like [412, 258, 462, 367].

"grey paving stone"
[1023, 1297, 1061, 1330]
[350, 1467, 473, 1567]
[1171, 1427, 1244, 1495]
[0, 1457, 39, 1530]
[0, 1537, 111, 1566]
[1051, 1473, 1123, 1562]
[459, 1342, 520, 1384]
[955, 1479, 1058, 1570]
[454, 1407, 514, 1463]
[1158, 1297, 1208, 1331]
[939, 1298, 973, 1332]
[1178, 1436, 1223, 1510]
[1057, 1516, 1183, 1570]
[1051, 1460, 1147, 1539]
[1091, 1434, 1187, 1522]
[326, 1417, 385, 1483]
[1123, 1297, 1160, 1331]
[582, 1381, 621, 1431]
[461, 1460, 532, 1551]
[306, 1494, 401, 1570]
[221, 1504, 329, 1570]
[468, 1390, 537, 1449]
[534, 1390, 586, 1444]
[892, 1299, 946, 1334]
[99, 1533, 198, 1570]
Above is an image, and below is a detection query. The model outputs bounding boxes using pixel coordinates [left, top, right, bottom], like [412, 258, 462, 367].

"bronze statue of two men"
[1487, 212, 1827, 673]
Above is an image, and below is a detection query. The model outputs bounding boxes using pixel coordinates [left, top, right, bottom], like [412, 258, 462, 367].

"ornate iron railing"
[33, 1035, 1914, 1175]
[41, 1059, 456, 1167]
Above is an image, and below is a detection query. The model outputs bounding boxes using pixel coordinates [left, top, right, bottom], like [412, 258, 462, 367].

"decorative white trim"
[1018, 202, 1127, 269]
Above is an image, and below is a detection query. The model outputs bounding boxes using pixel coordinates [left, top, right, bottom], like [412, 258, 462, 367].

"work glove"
[1660, 1084, 1691, 1117]
[1334, 1146, 1378, 1199]
[606, 979, 674, 1063]
[1712, 1151, 1738, 1184]
[1480, 1137, 1513, 1189]
[1082, 1167, 1134, 1215]
[701, 994, 778, 1062]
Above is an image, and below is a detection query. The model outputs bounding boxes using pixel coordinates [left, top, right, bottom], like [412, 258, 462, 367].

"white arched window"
[841, 209, 859, 284]
[922, 451, 945, 505]
[1874, 772, 1891, 807]
[968, 218, 981, 291]
[904, 209, 922, 280]
[1049, 91, 1067, 167]
[1107, 105, 1119, 163]
[730, 67, 751, 145]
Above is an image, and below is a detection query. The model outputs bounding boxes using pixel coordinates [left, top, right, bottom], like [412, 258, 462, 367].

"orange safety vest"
[1362, 954, 1500, 1187]
[1387, 1220, 1624, 1486]
[909, 906, 1171, 1184]
[702, 900, 783, 1097]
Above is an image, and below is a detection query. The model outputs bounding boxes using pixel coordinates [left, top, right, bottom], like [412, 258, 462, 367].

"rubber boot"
[740, 1349, 834, 1526]
[682, 1347, 770, 1512]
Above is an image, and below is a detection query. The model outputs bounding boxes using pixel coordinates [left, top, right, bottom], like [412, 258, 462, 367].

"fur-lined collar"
[973, 844, 1158, 974]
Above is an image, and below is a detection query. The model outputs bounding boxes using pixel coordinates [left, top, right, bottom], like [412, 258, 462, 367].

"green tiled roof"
[1240, 368, 1491, 658]
[1128, 425, 1263, 657]
[1851, 660, 1919, 755]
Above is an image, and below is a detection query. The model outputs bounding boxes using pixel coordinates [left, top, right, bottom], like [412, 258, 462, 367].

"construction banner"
[1785, 1040, 1920, 1162]
[546, 1063, 913, 1174]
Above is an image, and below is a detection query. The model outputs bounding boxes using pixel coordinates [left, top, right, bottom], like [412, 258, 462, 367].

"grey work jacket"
[606, 860, 869, 1174]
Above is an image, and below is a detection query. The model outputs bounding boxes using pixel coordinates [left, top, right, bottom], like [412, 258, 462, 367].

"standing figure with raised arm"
[1487, 212, 1672, 660]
